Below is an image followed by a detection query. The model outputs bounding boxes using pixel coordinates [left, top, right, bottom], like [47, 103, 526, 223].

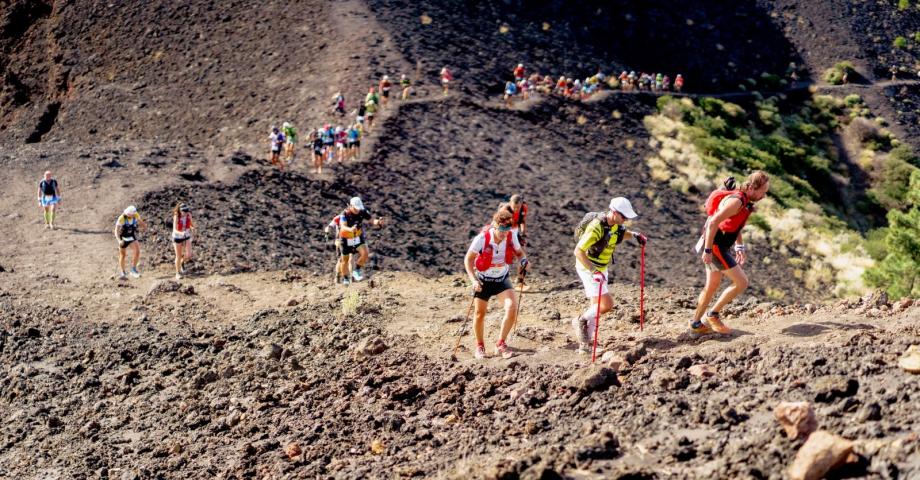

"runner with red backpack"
[690, 171, 771, 336]
[464, 207, 531, 359]
[572, 197, 647, 354]
[505, 194, 528, 245]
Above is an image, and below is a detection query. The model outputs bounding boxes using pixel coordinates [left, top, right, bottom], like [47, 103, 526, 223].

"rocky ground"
[1, 0, 920, 478]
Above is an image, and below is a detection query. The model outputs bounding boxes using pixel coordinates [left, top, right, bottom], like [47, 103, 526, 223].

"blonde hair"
[742, 171, 769, 192]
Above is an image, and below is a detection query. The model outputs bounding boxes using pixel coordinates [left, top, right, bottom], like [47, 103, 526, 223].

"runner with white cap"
[571, 197, 647, 353]
[37, 170, 62, 229]
[324, 196, 385, 285]
[114, 205, 148, 280]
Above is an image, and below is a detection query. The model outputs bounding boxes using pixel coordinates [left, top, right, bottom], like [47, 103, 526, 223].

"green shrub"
[865, 228, 889, 261]
[898, 0, 910, 10]
[844, 94, 862, 107]
[748, 213, 771, 233]
[868, 156, 919, 210]
[865, 170, 920, 298]
[914, 32, 920, 42]
[894, 36, 908, 48]
[823, 68, 843, 85]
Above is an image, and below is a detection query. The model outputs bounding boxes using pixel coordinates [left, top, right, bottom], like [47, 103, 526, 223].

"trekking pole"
[451, 293, 476, 359]
[639, 243, 646, 331]
[509, 268, 527, 340]
[591, 276, 604, 363]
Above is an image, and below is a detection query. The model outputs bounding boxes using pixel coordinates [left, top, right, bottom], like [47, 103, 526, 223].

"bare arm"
[574, 246, 595, 272]
[464, 251, 481, 291]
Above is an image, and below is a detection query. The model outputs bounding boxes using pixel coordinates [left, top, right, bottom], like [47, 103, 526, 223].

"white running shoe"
[129, 268, 141, 279]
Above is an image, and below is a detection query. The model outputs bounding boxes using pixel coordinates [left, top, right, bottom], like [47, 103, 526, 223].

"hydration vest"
[474, 227, 516, 272]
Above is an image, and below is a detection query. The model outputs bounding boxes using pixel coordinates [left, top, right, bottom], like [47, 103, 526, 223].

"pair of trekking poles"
[451, 243, 647, 363]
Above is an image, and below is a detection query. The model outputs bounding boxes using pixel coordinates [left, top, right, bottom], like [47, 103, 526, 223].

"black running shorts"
[474, 274, 513, 300]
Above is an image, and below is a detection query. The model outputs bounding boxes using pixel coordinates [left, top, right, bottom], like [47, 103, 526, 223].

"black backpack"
[573, 212, 626, 261]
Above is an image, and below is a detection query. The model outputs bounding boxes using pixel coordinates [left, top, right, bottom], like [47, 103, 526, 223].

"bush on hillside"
[894, 36, 908, 49]
[823, 61, 856, 85]
[865, 169, 920, 298]
[898, 0, 911, 11]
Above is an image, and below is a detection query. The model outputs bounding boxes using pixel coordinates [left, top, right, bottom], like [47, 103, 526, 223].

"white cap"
[350, 197, 365, 211]
[383, 75, 389, 80]
[282, 122, 291, 128]
[609, 197, 637, 219]
[124, 205, 137, 216]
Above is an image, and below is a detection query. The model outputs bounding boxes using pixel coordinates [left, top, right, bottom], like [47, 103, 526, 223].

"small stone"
[284, 442, 302, 460]
[262, 343, 283, 360]
[286, 298, 299, 307]
[788, 430, 854, 480]
[899, 345, 920, 374]
[856, 402, 882, 422]
[444, 414, 459, 425]
[651, 367, 678, 389]
[600, 352, 626, 371]
[688, 364, 716, 378]
[774, 401, 818, 439]
[894, 298, 914, 312]
[354, 336, 388, 359]
[370, 439, 385, 455]
[574, 431, 620, 461]
[813, 376, 859, 403]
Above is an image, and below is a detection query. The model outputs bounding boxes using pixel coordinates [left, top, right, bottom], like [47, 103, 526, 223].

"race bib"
[346, 237, 361, 247]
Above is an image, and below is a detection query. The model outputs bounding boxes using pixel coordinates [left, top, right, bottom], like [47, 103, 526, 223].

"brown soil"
[1, 0, 919, 478]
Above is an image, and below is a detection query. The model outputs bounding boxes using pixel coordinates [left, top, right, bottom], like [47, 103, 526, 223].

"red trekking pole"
[640, 243, 646, 331]
[591, 273, 604, 363]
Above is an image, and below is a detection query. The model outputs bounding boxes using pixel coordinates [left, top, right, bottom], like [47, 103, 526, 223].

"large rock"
[688, 364, 716, 378]
[787, 430, 853, 480]
[899, 345, 920, 374]
[774, 401, 818, 439]
[569, 366, 620, 392]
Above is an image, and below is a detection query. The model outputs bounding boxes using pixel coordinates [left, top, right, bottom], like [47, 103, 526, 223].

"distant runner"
[572, 197, 647, 353]
[503, 81, 517, 107]
[37, 170, 61, 230]
[674, 74, 684, 93]
[365, 87, 379, 131]
[282, 122, 297, 165]
[400, 74, 412, 100]
[379, 75, 392, 107]
[464, 207, 531, 359]
[513, 63, 525, 82]
[333, 92, 346, 116]
[171, 203, 195, 280]
[440, 66, 453, 95]
[504, 194, 528, 246]
[114, 205, 147, 280]
[324, 197, 385, 285]
[690, 171, 770, 336]
[312, 129, 325, 174]
[269, 126, 285, 171]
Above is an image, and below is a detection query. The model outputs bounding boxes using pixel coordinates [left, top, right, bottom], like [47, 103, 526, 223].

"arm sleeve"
[467, 234, 484, 255]
[511, 232, 522, 252]
[576, 220, 601, 252]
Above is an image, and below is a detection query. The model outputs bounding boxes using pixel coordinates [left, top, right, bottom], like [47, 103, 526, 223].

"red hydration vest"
[176, 213, 193, 232]
[705, 189, 751, 234]
[475, 226, 516, 272]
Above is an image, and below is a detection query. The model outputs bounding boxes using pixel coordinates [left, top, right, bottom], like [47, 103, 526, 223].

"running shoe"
[495, 340, 513, 359]
[705, 311, 731, 334]
[474, 345, 486, 359]
[175, 273, 182, 280]
[118, 271, 127, 280]
[688, 320, 714, 338]
[576, 343, 591, 355]
[342, 277, 351, 286]
[352, 268, 364, 282]
[129, 268, 141, 279]
[571, 316, 589, 345]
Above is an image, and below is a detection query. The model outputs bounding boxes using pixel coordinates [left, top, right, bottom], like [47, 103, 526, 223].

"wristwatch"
[704, 248, 712, 254]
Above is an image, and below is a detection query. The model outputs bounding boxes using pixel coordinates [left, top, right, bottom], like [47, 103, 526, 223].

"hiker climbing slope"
[324, 197, 384, 285]
[114, 205, 147, 280]
[464, 207, 531, 359]
[572, 197, 646, 354]
[37, 170, 62, 230]
[690, 171, 770, 335]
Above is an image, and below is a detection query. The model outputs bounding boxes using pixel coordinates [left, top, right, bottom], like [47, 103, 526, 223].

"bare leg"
[496, 289, 519, 342]
[693, 268, 723, 322]
[473, 299, 487, 344]
[709, 266, 749, 314]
